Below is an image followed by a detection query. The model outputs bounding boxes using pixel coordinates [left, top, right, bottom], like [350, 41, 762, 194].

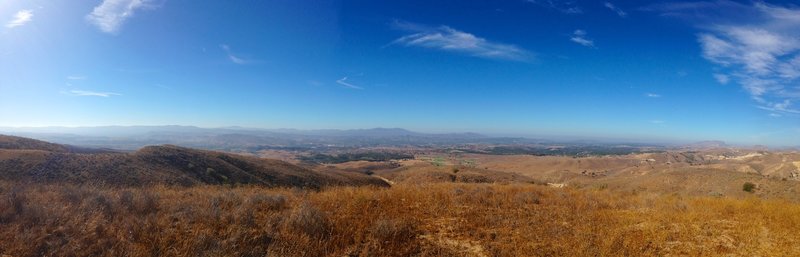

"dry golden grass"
[1, 181, 799, 256]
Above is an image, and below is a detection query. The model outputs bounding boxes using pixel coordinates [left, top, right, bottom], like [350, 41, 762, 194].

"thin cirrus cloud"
[6, 10, 33, 28]
[86, 0, 158, 34]
[390, 21, 533, 62]
[220, 44, 254, 64]
[713, 73, 730, 84]
[335, 77, 363, 90]
[570, 30, 595, 48]
[647, 1, 800, 116]
[63, 90, 121, 97]
[67, 75, 87, 80]
[646, 93, 661, 98]
[604, 2, 627, 17]
[525, 0, 582, 14]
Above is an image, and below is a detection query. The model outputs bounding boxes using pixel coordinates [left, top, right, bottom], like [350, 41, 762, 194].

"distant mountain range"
[0, 126, 531, 150]
[0, 126, 477, 137]
[1, 126, 775, 152]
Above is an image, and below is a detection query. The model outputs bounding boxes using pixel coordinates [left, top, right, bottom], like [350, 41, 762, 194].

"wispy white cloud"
[86, 0, 157, 34]
[650, 120, 666, 124]
[525, 0, 582, 14]
[63, 90, 121, 97]
[646, 93, 661, 98]
[220, 44, 254, 64]
[67, 75, 87, 80]
[154, 84, 172, 90]
[570, 30, 595, 48]
[757, 100, 800, 114]
[115, 67, 159, 73]
[6, 10, 33, 28]
[335, 77, 363, 90]
[604, 2, 627, 17]
[712, 73, 730, 84]
[650, 1, 800, 115]
[228, 55, 246, 64]
[391, 21, 532, 61]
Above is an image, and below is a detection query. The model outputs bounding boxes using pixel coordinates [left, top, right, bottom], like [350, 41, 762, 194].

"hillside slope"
[463, 151, 800, 200]
[0, 134, 70, 152]
[0, 135, 387, 188]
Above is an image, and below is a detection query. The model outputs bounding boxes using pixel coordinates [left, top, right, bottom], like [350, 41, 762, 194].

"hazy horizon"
[2, 0, 799, 146]
[0, 124, 774, 147]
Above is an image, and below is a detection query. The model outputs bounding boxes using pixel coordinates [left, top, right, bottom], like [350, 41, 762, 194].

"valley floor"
[1, 182, 799, 257]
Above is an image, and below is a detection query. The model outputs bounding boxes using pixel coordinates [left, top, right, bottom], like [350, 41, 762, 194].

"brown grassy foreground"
[1, 182, 799, 257]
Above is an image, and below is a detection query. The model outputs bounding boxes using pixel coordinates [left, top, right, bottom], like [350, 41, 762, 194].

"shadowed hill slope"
[0, 136, 387, 188]
[0, 134, 119, 154]
[0, 134, 70, 152]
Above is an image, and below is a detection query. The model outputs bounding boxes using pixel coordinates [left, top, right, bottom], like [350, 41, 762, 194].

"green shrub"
[743, 182, 756, 193]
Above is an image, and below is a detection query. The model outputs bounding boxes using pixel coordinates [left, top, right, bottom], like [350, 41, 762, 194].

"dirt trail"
[372, 175, 395, 185]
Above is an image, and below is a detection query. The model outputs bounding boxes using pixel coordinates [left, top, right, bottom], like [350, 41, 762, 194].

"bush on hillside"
[743, 182, 756, 193]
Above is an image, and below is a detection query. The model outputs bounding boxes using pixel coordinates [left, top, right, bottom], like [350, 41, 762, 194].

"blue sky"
[1, 0, 799, 146]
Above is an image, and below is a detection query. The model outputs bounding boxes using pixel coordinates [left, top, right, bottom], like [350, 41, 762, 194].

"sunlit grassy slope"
[1, 182, 798, 257]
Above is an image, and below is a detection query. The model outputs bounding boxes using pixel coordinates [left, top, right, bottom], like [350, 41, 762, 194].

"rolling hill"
[0, 135, 387, 188]
[0, 134, 70, 152]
